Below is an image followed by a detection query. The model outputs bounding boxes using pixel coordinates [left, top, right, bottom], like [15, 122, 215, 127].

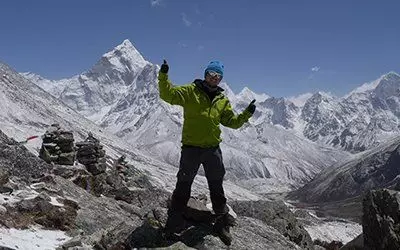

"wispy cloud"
[181, 13, 192, 27]
[150, 0, 163, 7]
[178, 41, 188, 48]
[308, 66, 321, 80]
[197, 45, 205, 51]
[308, 67, 337, 81]
[311, 66, 320, 72]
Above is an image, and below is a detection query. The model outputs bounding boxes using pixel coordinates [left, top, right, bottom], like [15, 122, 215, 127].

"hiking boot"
[163, 210, 185, 240]
[163, 230, 183, 241]
[213, 214, 233, 246]
[224, 213, 237, 227]
[214, 224, 232, 246]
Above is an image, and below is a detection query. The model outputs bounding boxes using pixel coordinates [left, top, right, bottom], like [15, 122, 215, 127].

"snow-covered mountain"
[23, 40, 151, 123]
[24, 40, 400, 155]
[105, 71, 346, 191]
[24, 40, 400, 156]
[7, 39, 397, 248]
[290, 135, 400, 203]
[21, 40, 351, 193]
[22, 39, 400, 193]
[302, 73, 400, 152]
[226, 74, 400, 153]
[1, 61, 259, 200]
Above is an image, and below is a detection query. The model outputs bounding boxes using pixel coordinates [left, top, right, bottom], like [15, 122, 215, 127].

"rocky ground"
[1, 127, 398, 250]
[0, 129, 310, 249]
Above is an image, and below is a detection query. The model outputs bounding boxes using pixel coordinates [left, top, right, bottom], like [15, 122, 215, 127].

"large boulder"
[362, 189, 400, 249]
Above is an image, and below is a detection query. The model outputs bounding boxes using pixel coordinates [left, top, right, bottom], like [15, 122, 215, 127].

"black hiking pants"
[170, 145, 229, 215]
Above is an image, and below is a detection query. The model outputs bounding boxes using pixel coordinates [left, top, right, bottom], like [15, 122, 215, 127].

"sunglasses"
[207, 71, 222, 79]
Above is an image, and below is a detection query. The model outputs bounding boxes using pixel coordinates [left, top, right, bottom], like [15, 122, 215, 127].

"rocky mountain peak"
[301, 92, 336, 122]
[383, 71, 400, 79]
[237, 86, 269, 103]
[103, 39, 147, 67]
[373, 72, 400, 99]
[307, 91, 334, 104]
[86, 39, 148, 86]
[263, 97, 299, 129]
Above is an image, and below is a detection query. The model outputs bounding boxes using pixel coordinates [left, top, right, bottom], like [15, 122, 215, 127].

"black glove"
[160, 59, 169, 74]
[246, 99, 256, 114]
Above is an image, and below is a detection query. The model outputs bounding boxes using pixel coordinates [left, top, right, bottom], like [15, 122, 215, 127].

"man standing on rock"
[158, 59, 256, 245]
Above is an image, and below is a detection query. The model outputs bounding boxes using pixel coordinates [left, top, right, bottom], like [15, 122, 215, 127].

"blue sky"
[1, 0, 399, 98]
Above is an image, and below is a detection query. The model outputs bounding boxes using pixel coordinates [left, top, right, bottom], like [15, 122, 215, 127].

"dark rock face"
[341, 233, 363, 250]
[262, 97, 299, 129]
[230, 200, 314, 249]
[362, 189, 400, 250]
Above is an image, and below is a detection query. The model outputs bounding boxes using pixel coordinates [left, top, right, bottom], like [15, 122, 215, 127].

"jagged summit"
[306, 91, 335, 105]
[21, 72, 44, 80]
[238, 87, 269, 102]
[373, 71, 400, 99]
[106, 39, 144, 59]
[349, 72, 400, 96]
[383, 71, 400, 79]
[102, 39, 147, 68]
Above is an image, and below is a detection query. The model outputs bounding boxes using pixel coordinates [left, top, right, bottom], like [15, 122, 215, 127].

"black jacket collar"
[193, 79, 224, 94]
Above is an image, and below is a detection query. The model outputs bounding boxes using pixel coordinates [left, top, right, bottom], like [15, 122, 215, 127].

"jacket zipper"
[195, 83, 223, 117]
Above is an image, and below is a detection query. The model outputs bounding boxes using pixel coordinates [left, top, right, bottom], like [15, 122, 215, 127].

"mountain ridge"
[19, 39, 400, 192]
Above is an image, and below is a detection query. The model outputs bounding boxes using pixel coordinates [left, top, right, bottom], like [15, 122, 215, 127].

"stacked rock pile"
[76, 132, 106, 175]
[39, 124, 75, 165]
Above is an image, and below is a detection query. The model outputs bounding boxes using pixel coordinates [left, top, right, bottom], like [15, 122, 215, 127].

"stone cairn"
[39, 123, 75, 165]
[76, 132, 106, 175]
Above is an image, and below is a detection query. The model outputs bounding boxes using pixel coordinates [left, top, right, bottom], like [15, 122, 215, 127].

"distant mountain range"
[3, 39, 398, 248]
[6, 39, 399, 194]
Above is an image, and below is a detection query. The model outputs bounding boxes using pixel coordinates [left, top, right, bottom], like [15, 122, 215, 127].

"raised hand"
[246, 99, 256, 114]
[160, 59, 169, 74]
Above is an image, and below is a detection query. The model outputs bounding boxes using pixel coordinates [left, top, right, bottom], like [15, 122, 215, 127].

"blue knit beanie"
[204, 61, 224, 79]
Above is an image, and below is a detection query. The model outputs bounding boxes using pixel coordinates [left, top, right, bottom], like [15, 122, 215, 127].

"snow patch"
[0, 189, 39, 206]
[0, 226, 71, 250]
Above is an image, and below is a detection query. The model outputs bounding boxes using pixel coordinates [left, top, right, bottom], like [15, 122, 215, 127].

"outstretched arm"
[158, 60, 189, 106]
[220, 100, 254, 129]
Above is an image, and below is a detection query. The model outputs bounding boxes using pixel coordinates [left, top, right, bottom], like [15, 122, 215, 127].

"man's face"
[205, 71, 222, 87]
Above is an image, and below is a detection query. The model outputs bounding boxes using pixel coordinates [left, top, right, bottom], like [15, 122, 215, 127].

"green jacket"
[158, 72, 253, 148]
